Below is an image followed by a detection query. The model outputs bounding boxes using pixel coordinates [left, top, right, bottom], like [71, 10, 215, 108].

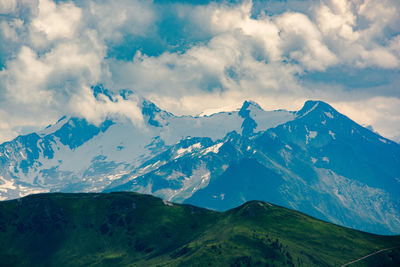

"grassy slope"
[0, 192, 398, 267]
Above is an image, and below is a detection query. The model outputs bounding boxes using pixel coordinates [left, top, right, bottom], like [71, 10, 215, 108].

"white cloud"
[357, 47, 399, 68]
[87, 0, 155, 42]
[0, 19, 23, 42]
[276, 12, 338, 71]
[31, 0, 82, 42]
[333, 97, 400, 139]
[1, 33, 106, 105]
[2, 46, 53, 105]
[316, 0, 358, 41]
[358, 0, 398, 33]
[315, 0, 400, 69]
[214, 4, 282, 62]
[389, 35, 400, 56]
[0, 0, 17, 14]
[69, 86, 144, 127]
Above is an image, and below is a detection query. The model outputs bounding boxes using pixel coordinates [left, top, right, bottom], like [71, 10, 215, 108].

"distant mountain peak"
[141, 99, 170, 127]
[239, 101, 261, 136]
[240, 100, 263, 112]
[296, 100, 336, 118]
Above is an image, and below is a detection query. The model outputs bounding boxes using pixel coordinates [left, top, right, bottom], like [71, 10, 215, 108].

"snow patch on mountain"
[155, 165, 212, 202]
[324, 112, 334, 119]
[379, 138, 388, 144]
[202, 142, 224, 155]
[176, 143, 202, 155]
[38, 116, 70, 137]
[329, 130, 336, 139]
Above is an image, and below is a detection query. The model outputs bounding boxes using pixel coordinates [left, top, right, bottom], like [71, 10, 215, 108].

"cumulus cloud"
[276, 12, 338, 70]
[87, 0, 155, 42]
[31, 0, 82, 42]
[316, 0, 358, 41]
[0, 0, 17, 14]
[0, 0, 399, 142]
[69, 86, 144, 127]
[0, 18, 23, 42]
[316, 0, 400, 68]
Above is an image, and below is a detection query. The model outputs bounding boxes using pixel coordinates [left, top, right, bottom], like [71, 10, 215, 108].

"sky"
[0, 0, 399, 143]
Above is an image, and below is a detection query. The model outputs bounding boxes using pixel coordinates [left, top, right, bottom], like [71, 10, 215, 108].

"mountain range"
[0, 85, 399, 235]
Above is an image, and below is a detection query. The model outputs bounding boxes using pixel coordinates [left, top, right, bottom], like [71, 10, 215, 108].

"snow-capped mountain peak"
[1, 90, 399, 235]
[240, 100, 264, 112]
[296, 100, 337, 118]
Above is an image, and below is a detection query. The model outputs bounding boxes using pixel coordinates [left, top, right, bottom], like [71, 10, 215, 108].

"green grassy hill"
[0, 192, 399, 266]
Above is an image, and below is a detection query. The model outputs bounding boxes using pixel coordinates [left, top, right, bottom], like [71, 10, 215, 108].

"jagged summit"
[91, 84, 141, 103]
[141, 99, 172, 127]
[92, 85, 172, 127]
[239, 101, 261, 136]
[92, 85, 115, 101]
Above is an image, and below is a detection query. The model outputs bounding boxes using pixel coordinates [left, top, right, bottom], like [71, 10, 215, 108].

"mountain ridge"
[0, 86, 399, 235]
[0, 192, 399, 266]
